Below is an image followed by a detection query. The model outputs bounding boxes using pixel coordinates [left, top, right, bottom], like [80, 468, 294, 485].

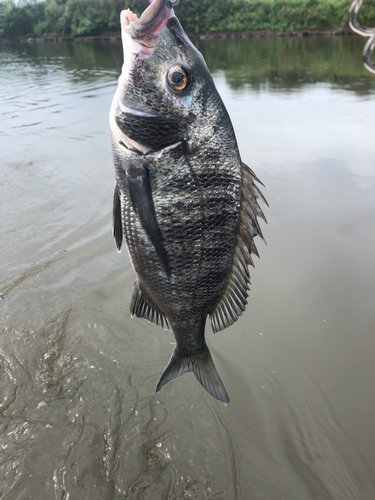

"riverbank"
[0, 27, 357, 44]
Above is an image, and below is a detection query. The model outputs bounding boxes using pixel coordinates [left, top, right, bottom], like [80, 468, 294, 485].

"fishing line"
[349, 0, 375, 74]
[149, 0, 180, 4]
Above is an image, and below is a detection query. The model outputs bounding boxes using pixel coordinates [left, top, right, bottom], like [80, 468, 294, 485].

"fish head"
[111, 0, 232, 155]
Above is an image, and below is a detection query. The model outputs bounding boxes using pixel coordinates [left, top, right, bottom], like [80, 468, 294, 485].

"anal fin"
[130, 281, 171, 331]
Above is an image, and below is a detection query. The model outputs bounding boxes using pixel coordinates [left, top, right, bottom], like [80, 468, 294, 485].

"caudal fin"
[156, 345, 230, 404]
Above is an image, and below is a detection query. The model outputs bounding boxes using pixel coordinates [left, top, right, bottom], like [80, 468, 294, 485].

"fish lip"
[121, 0, 175, 51]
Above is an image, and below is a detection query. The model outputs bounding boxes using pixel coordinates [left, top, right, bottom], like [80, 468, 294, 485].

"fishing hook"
[349, 0, 375, 74]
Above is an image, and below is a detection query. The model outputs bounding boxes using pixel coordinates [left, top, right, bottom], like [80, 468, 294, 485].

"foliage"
[0, 0, 375, 38]
[176, 0, 357, 33]
[0, 0, 44, 37]
[357, 0, 375, 26]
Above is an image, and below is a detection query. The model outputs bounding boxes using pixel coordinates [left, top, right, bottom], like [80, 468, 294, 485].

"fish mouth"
[121, 0, 175, 59]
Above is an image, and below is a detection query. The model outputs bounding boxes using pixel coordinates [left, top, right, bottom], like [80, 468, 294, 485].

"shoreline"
[0, 27, 356, 44]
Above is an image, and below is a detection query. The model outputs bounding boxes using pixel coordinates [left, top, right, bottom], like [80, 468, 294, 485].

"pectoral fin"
[126, 166, 169, 276]
[113, 184, 123, 251]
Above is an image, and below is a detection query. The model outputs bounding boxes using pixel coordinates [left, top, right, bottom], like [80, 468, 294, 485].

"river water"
[0, 35, 374, 499]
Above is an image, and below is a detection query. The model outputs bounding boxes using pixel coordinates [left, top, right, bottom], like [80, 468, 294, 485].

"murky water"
[1, 36, 374, 499]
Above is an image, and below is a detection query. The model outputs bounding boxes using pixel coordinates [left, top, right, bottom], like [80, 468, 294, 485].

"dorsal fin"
[209, 162, 268, 334]
[130, 281, 171, 331]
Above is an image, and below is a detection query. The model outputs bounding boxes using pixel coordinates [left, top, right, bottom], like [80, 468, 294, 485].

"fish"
[109, 0, 268, 404]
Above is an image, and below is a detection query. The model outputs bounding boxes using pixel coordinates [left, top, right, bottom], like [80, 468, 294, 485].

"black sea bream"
[109, 0, 268, 404]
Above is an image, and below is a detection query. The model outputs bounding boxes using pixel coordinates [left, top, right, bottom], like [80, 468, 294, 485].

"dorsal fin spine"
[238, 243, 253, 267]
[242, 212, 263, 240]
[250, 240, 260, 259]
[239, 226, 254, 252]
[242, 162, 265, 188]
[251, 182, 269, 207]
[245, 197, 267, 224]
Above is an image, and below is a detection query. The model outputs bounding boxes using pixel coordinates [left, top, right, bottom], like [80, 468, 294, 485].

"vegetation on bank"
[0, 0, 374, 38]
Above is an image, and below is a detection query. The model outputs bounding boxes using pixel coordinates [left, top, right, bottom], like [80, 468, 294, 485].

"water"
[1, 36, 374, 499]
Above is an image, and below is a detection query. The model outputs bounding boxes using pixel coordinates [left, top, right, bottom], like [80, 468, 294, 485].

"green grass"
[0, 0, 374, 38]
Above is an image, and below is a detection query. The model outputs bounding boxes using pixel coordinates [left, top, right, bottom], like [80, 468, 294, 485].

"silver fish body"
[110, 0, 267, 404]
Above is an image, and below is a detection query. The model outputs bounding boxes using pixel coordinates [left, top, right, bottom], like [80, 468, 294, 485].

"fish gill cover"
[109, 0, 268, 404]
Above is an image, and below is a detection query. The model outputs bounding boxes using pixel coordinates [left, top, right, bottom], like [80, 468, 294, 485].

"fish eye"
[167, 65, 189, 92]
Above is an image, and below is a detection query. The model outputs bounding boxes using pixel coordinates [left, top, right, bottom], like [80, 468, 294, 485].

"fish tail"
[156, 345, 230, 404]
